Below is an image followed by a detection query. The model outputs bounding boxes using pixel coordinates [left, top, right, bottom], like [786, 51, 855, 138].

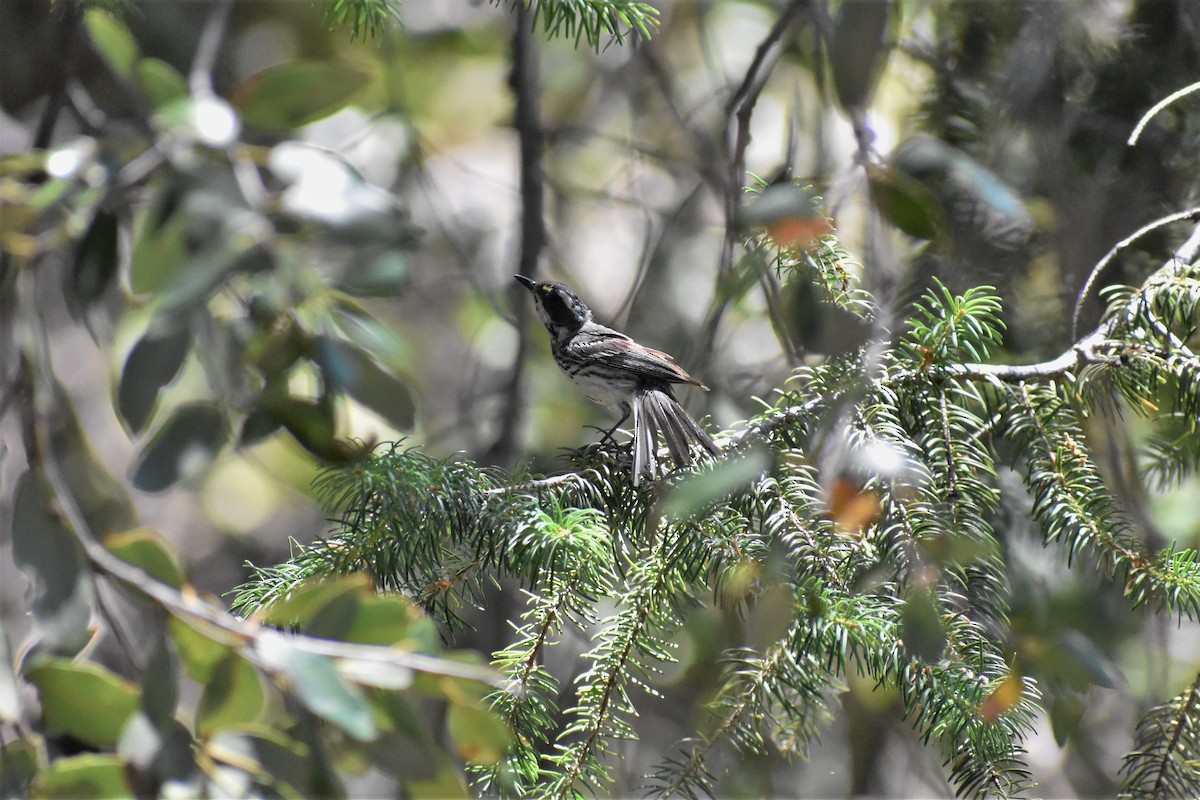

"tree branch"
[489, 1, 546, 465]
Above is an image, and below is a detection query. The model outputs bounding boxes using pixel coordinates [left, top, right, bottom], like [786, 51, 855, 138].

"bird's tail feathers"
[632, 388, 719, 486]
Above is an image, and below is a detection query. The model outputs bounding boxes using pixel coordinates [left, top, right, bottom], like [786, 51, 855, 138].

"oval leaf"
[197, 653, 267, 737]
[135, 57, 188, 108]
[27, 660, 140, 747]
[68, 209, 119, 310]
[131, 403, 229, 492]
[316, 336, 416, 431]
[447, 703, 511, 766]
[84, 10, 138, 80]
[36, 753, 132, 800]
[104, 527, 187, 589]
[233, 61, 369, 132]
[255, 636, 376, 741]
[12, 469, 95, 656]
[169, 615, 239, 683]
[118, 324, 191, 434]
[830, 0, 892, 111]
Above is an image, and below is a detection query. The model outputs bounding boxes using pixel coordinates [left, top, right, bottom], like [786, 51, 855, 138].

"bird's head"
[514, 274, 592, 335]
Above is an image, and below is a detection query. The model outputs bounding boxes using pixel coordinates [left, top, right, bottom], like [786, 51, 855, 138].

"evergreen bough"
[234, 227, 1200, 798]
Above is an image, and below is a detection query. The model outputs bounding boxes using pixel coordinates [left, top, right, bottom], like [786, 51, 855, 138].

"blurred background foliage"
[2, 0, 1200, 797]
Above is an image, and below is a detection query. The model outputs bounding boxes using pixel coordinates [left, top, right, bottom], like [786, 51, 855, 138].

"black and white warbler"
[515, 274, 719, 485]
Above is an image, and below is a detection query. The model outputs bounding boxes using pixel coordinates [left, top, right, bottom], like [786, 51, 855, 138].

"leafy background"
[2, 0, 1200, 797]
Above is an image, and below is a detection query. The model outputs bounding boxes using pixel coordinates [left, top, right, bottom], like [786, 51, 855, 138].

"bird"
[514, 274, 719, 486]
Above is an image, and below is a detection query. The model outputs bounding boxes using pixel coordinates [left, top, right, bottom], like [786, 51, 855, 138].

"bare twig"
[692, 0, 810, 367]
[1071, 208, 1200, 340]
[1129, 80, 1200, 146]
[189, 0, 235, 98]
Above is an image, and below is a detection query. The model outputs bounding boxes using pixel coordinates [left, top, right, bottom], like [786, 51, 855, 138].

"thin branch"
[19, 270, 503, 690]
[691, 0, 809, 367]
[1128, 80, 1200, 146]
[1071, 208, 1200, 339]
[189, 0, 235, 98]
[489, 1, 546, 465]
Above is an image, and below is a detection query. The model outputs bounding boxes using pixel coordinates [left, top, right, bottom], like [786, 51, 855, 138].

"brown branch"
[488, 1, 546, 466]
[691, 0, 810, 367]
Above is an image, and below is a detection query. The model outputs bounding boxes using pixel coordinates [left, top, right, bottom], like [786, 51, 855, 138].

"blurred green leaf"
[35, 753, 131, 800]
[316, 336, 416, 431]
[866, 164, 944, 240]
[259, 394, 339, 461]
[204, 726, 316, 797]
[26, 661, 140, 747]
[12, 469, 95, 657]
[342, 594, 437, 650]
[239, 406, 285, 447]
[257, 637, 377, 741]
[130, 193, 189, 295]
[131, 402, 229, 492]
[141, 634, 180, 731]
[118, 324, 191, 434]
[716, 248, 768, 305]
[169, 615, 238, 684]
[157, 243, 273, 316]
[233, 61, 369, 132]
[135, 57, 188, 108]
[0, 736, 39, 798]
[84, 9, 138, 80]
[104, 527, 187, 589]
[257, 574, 373, 628]
[664, 446, 770, 519]
[45, 377, 136, 536]
[67, 209, 119, 311]
[830, 0, 892, 111]
[332, 299, 413, 368]
[197, 653, 267, 737]
[337, 251, 409, 297]
[1049, 691, 1086, 746]
[446, 703, 510, 766]
[900, 586, 947, 663]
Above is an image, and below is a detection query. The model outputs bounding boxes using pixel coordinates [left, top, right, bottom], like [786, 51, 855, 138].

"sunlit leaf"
[254, 635, 377, 741]
[26, 661, 140, 747]
[35, 753, 131, 800]
[447, 703, 510, 766]
[135, 57, 188, 108]
[130, 192, 189, 295]
[104, 527, 187, 589]
[256, 574, 372, 629]
[233, 61, 369, 132]
[131, 402, 229, 491]
[84, 9, 138, 79]
[979, 673, 1025, 722]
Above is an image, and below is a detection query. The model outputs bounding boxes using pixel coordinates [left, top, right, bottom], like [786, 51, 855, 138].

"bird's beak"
[514, 274, 536, 291]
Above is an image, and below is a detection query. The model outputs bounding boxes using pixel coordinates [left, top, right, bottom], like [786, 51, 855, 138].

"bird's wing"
[571, 328, 707, 388]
